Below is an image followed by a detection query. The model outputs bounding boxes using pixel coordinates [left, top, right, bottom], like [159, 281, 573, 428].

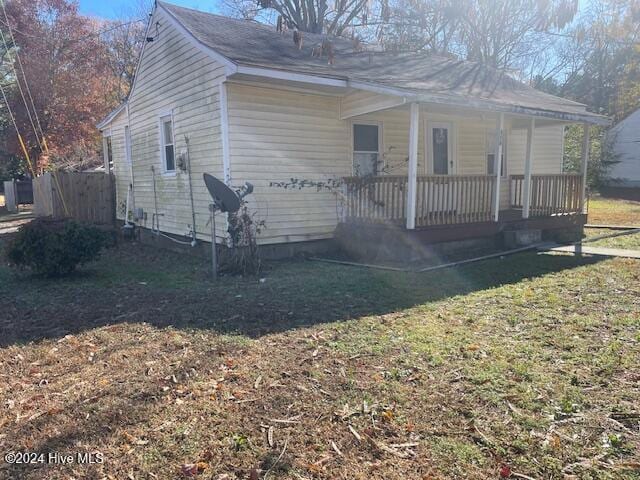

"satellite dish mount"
[203, 173, 254, 280]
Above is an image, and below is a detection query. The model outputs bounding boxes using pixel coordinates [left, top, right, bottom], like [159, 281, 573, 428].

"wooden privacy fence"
[510, 174, 582, 216]
[343, 174, 496, 226]
[33, 172, 115, 225]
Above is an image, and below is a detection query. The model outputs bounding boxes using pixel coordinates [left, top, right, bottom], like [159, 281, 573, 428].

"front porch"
[342, 172, 584, 228]
[339, 96, 594, 236]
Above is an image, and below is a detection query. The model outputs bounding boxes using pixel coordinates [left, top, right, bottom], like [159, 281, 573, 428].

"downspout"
[126, 103, 136, 223]
[185, 135, 198, 246]
[151, 165, 160, 233]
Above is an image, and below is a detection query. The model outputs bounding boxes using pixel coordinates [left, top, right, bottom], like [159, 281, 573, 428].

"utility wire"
[0, 80, 35, 176]
[0, 0, 70, 215]
[0, 0, 47, 152]
[0, 26, 42, 152]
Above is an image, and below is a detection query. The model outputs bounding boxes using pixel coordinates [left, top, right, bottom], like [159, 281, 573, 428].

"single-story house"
[606, 108, 640, 188]
[98, 1, 608, 259]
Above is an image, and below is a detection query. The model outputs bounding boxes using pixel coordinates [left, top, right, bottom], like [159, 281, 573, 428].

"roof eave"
[349, 80, 610, 126]
[96, 102, 127, 131]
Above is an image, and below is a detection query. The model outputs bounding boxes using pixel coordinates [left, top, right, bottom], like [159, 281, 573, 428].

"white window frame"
[159, 112, 176, 175]
[350, 120, 383, 176]
[102, 131, 113, 174]
[124, 125, 132, 165]
[486, 126, 507, 178]
[425, 120, 457, 175]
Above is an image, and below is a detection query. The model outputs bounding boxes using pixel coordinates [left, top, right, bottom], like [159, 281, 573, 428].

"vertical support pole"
[406, 102, 420, 230]
[492, 113, 505, 222]
[580, 123, 590, 213]
[210, 204, 218, 280]
[522, 118, 535, 219]
[219, 82, 232, 247]
[219, 82, 231, 185]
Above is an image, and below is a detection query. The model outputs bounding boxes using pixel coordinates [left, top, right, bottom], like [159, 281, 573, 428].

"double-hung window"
[352, 123, 380, 177]
[486, 129, 507, 177]
[160, 115, 175, 172]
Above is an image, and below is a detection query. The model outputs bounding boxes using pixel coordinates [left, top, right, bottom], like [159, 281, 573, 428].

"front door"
[426, 122, 455, 175]
[425, 122, 457, 217]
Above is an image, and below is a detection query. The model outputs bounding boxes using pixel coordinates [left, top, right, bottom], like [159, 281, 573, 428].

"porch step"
[503, 229, 542, 248]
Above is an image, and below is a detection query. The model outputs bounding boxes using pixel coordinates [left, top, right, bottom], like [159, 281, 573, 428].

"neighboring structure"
[98, 1, 608, 259]
[607, 109, 640, 187]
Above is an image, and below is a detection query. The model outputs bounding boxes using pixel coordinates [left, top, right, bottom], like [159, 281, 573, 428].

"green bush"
[6, 219, 112, 277]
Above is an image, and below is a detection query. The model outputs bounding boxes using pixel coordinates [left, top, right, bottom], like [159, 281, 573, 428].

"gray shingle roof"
[158, 1, 607, 124]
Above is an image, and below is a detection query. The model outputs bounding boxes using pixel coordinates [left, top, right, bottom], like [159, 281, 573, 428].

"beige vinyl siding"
[104, 109, 130, 221]
[111, 42, 566, 246]
[227, 83, 349, 244]
[126, 6, 227, 242]
[505, 125, 564, 206]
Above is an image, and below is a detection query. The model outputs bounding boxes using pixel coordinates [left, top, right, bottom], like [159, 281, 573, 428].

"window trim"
[350, 120, 383, 176]
[159, 112, 176, 175]
[124, 125, 132, 165]
[102, 132, 113, 174]
[486, 127, 508, 178]
[424, 120, 457, 175]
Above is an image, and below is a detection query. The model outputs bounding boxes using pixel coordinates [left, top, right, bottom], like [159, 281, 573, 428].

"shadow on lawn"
[0, 232, 607, 347]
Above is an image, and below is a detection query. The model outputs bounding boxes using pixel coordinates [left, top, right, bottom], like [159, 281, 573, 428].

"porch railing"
[510, 174, 582, 217]
[343, 174, 496, 226]
[343, 175, 407, 225]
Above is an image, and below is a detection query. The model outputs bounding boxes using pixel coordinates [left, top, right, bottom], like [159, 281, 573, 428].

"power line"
[0, 25, 42, 151]
[0, 0, 46, 151]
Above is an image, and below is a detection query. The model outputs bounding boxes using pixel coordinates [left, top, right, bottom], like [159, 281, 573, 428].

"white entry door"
[426, 121, 455, 175]
[425, 122, 457, 216]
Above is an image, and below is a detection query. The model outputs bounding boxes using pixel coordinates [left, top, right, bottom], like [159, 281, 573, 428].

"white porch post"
[522, 118, 535, 219]
[580, 123, 590, 213]
[406, 102, 420, 230]
[492, 113, 505, 222]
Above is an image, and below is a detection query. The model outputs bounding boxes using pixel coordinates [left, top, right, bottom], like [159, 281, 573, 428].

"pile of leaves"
[6, 218, 112, 276]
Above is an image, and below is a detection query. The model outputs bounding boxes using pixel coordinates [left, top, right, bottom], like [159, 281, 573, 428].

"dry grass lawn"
[588, 195, 640, 226]
[0, 211, 638, 479]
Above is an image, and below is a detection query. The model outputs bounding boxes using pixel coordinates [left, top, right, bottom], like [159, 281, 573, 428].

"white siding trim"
[127, 4, 156, 103]
[220, 82, 231, 184]
[235, 65, 347, 88]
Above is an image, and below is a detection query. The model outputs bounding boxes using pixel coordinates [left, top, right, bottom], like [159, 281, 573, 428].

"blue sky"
[78, 0, 220, 19]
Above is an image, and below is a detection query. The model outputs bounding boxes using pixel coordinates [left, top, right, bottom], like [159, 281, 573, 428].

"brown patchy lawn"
[588, 196, 640, 226]
[585, 197, 640, 250]
[0, 217, 639, 479]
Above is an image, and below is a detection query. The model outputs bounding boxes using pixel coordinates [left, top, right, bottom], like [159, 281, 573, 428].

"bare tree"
[221, 0, 384, 35]
[381, 0, 462, 54]
[102, 0, 151, 103]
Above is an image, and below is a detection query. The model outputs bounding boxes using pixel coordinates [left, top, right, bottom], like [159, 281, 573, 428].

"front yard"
[0, 202, 639, 479]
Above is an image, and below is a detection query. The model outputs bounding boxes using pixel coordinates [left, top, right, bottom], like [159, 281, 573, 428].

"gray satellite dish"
[203, 173, 240, 213]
